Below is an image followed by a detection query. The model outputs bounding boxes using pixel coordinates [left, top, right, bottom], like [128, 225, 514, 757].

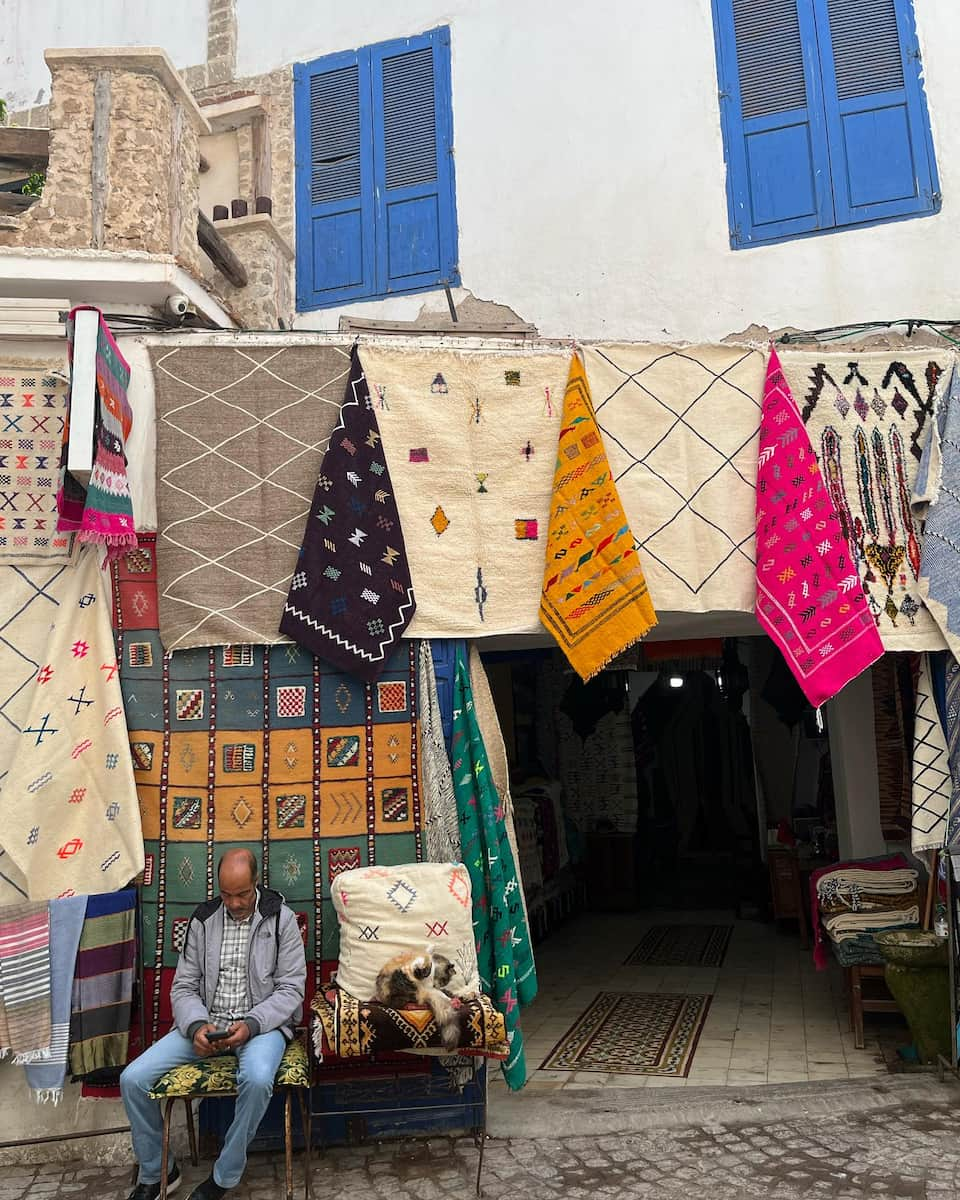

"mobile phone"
[205, 1028, 231, 1042]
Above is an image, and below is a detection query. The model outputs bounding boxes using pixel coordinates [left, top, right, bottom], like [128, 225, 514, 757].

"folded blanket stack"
[815, 864, 920, 967]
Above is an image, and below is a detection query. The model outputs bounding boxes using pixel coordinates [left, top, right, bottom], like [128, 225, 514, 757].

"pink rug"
[755, 349, 882, 708]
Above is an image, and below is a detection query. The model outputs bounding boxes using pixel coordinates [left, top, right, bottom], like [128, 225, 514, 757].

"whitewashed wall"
[3, 0, 958, 339]
[0, 0, 208, 110]
[234, 0, 960, 340]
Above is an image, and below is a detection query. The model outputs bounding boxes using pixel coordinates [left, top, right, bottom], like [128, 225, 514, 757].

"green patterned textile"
[451, 645, 536, 1089]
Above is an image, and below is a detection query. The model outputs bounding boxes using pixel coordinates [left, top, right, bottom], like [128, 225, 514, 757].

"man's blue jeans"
[120, 1028, 286, 1189]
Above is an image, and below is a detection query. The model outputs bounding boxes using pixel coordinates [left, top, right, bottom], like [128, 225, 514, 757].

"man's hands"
[192, 1022, 221, 1057]
[220, 1020, 252, 1049]
[192, 1020, 252, 1055]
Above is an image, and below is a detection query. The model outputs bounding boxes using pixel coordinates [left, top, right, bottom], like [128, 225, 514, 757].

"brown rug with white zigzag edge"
[540, 991, 712, 1077]
[624, 923, 733, 968]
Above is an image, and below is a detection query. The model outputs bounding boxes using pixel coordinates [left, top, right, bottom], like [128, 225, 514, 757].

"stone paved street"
[5, 1079, 960, 1199]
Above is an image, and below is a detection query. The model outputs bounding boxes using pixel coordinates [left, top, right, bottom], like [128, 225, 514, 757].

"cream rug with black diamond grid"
[541, 991, 712, 1077]
[583, 344, 765, 616]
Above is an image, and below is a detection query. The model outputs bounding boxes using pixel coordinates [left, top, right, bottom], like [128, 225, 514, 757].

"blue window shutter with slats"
[811, 0, 940, 226]
[713, 0, 939, 247]
[370, 28, 459, 296]
[713, 0, 833, 246]
[294, 50, 375, 308]
[295, 27, 458, 310]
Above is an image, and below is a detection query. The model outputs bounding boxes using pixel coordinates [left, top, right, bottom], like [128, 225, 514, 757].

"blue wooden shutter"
[294, 50, 376, 309]
[713, 0, 834, 246]
[370, 28, 459, 295]
[428, 639, 464, 753]
[812, 0, 940, 226]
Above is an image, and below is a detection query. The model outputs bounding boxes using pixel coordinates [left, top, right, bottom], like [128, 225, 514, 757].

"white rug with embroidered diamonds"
[0, 547, 143, 902]
[361, 346, 568, 636]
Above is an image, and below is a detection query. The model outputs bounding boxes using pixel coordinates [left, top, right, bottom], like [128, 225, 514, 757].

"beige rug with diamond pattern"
[150, 344, 351, 650]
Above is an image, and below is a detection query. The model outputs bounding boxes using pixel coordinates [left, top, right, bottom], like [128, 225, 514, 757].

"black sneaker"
[126, 1161, 181, 1200]
[185, 1176, 227, 1200]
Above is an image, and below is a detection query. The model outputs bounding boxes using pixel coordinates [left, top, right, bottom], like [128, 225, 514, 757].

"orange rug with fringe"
[540, 354, 657, 679]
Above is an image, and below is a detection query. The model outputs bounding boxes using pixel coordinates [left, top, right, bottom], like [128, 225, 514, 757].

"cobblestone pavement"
[6, 1093, 960, 1200]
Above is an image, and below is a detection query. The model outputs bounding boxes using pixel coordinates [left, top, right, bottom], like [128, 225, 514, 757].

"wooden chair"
[847, 963, 899, 1049]
[147, 1035, 312, 1200]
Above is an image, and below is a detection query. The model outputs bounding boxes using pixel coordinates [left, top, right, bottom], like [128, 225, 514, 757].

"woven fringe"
[77, 530, 139, 560]
[32, 1087, 63, 1105]
[580, 628, 654, 682]
[438, 1054, 473, 1090]
[12, 1047, 51, 1065]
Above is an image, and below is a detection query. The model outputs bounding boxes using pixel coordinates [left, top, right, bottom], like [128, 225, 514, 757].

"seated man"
[121, 849, 306, 1200]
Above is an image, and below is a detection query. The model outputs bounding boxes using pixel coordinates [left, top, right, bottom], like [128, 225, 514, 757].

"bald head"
[218, 849, 258, 920]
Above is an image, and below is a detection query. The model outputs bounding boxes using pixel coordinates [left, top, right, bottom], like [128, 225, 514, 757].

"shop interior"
[482, 637, 921, 1095]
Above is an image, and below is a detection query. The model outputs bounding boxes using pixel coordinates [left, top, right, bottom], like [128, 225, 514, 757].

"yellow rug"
[540, 355, 657, 679]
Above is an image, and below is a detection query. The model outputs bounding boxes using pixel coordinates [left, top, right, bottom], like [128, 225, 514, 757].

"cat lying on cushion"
[373, 948, 477, 1050]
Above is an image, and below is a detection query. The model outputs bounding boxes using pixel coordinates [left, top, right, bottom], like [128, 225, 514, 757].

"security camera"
[166, 293, 190, 318]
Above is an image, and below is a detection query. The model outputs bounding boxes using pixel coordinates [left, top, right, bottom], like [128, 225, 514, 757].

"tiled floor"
[493, 910, 897, 1094]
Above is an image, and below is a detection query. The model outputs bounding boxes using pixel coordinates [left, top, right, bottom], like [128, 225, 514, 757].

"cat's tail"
[425, 987, 460, 1050]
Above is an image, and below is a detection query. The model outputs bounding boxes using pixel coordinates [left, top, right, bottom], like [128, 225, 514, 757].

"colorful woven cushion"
[311, 986, 508, 1060]
[147, 1038, 309, 1098]
[332, 862, 479, 1002]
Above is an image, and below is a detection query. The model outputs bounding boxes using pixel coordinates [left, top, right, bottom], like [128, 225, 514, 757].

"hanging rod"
[779, 317, 960, 344]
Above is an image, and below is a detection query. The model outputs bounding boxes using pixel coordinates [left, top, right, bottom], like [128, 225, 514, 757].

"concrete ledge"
[487, 1074, 960, 1140]
[200, 94, 267, 132]
[214, 213, 295, 262]
[43, 48, 212, 134]
[0, 247, 235, 328]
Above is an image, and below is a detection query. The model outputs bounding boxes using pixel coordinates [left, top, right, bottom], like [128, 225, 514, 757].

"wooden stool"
[147, 1036, 312, 1200]
[847, 964, 899, 1049]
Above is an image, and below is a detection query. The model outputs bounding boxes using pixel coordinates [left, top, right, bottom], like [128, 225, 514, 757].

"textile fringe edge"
[581, 625, 656, 682]
[11, 1048, 52, 1065]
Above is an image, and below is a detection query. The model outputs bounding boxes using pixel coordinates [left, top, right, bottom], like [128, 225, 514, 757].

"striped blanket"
[827, 908, 920, 940]
[24, 895, 86, 1102]
[58, 307, 137, 557]
[68, 890, 136, 1077]
[0, 900, 51, 1063]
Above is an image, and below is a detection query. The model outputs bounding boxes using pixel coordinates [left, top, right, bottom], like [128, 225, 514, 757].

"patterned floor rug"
[624, 924, 733, 968]
[540, 991, 712, 1076]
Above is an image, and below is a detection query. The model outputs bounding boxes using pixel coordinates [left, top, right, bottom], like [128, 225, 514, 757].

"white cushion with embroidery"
[332, 862, 479, 1002]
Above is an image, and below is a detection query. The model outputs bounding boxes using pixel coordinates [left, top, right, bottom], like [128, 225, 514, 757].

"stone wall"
[212, 214, 293, 328]
[172, 104, 205, 279]
[2, 4, 296, 327]
[104, 73, 173, 254]
[192, 60, 297, 324]
[0, 52, 208, 267]
[0, 63, 95, 249]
